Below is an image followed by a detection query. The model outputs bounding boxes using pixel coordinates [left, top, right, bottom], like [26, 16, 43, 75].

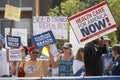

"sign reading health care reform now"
[68, 1, 117, 44]
[33, 16, 68, 39]
[32, 30, 56, 48]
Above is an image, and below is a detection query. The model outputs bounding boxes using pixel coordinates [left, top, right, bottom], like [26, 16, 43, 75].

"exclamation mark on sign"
[106, 17, 111, 25]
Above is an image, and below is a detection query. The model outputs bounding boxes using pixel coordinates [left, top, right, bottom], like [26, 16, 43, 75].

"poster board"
[6, 35, 21, 48]
[5, 28, 27, 49]
[8, 49, 22, 61]
[4, 4, 21, 21]
[68, 1, 117, 44]
[33, 16, 68, 39]
[32, 30, 56, 48]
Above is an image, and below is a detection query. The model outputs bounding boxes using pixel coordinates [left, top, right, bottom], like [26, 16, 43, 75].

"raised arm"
[46, 45, 54, 65]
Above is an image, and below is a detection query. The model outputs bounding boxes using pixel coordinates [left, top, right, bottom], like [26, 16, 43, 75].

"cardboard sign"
[4, 4, 21, 21]
[5, 28, 27, 48]
[0, 33, 5, 44]
[32, 30, 56, 48]
[33, 16, 68, 39]
[6, 35, 21, 48]
[9, 49, 22, 61]
[68, 1, 117, 44]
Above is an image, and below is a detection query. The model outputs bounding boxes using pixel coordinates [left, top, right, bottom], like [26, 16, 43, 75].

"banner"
[32, 30, 56, 48]
[9, 49, 22, 61]
[33, 16, 68, 39]
[6, 35, 21, 48]
[0, 33, 5, 44]
[4, 4, 21, 21]
[68, 1, 117, 44]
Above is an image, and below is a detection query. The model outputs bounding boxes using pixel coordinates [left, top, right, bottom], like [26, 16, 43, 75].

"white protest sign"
[68, 1, 117, 44]
[5, 28, 27, 48]
[33, 16, 68, 39]
[52, 43, 59, 58]
[9, 49, 22, 61]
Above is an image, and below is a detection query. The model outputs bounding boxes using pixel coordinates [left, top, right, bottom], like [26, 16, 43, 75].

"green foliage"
[47, 0, 120, 47]
[107, 0, 120, 25]
[47, 0, 86, 17]
[107, 0, 120, 43]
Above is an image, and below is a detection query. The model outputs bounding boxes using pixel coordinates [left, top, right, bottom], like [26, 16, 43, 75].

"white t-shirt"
[0, 49, 10, 76]
[73, 60, 84, 74]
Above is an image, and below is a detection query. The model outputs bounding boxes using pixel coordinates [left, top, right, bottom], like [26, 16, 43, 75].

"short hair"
[112, 44, 120, 55]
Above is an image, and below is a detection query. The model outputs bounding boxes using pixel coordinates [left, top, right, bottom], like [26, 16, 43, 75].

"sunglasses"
[32, 51, 39, 54]
[63, 48, 69, 49]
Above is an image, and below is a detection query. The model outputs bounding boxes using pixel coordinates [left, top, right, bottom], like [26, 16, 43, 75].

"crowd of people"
[0, 36, 120, 77]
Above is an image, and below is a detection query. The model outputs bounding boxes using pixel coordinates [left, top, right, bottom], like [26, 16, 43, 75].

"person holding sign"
[18, 45, 54, 77]
[0, 39, 10, 77]
[84, 37, 107, 76]
[52, 42, 74, 76]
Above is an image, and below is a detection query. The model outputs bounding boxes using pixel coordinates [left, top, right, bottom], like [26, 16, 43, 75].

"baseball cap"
[28, 46, 38, 53]
[103, 36, 111, 41]
[63, 42, 72, 48]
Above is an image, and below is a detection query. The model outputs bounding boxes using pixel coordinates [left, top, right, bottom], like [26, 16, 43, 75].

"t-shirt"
[24, 59, 50, 77]
[73, 60, 84, 74]
[0, 49, 10, 76]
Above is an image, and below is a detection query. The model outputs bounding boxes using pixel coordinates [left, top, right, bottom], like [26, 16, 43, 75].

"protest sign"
[6, 35, 21, 48]
[32, 30, 56, 48]
[8, 49, 22, 61]
[42, 43, 59, 57]
[4, 4, 21, 21]
[33, 16, 68, 39]
[5, 28, 27, 48]
[0, 33, 5, 44]
[68, 1, 117, 44]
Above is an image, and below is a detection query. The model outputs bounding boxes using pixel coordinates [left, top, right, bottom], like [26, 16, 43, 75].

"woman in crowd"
[111, 44, 120, 75]
[102, 36, 113, 75]
[73, 47, 85, 76]
[52, 42, 74, 76]
[18, 45, 54, 77]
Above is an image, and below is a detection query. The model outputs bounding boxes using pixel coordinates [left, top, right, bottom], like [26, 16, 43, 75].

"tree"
[47, 0, 120, 47]
[47, 0, 86, 49]
[107, 0, 120, 43]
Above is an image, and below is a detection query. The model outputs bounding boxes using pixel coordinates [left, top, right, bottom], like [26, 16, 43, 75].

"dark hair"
[23, 46, 28, 55]
[76, 47, 84, 61]
[112, 44, 120, 55]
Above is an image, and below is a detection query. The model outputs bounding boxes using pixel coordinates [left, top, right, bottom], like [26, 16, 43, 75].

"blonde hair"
[76, 47, 84, 61]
